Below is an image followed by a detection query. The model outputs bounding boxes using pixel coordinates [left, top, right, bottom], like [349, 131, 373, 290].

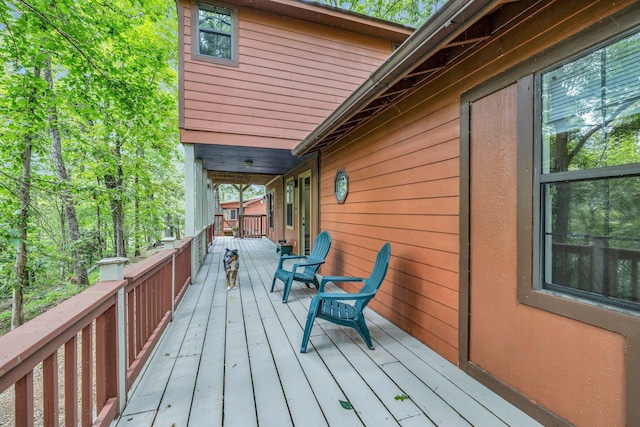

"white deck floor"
[112, 237, 541, 427]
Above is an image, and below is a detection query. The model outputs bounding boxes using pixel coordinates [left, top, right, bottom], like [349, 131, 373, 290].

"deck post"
[97, 257, 128, 414]
[163, 236, 178, 319]
[162, 236, 177, 250]
[184, 143, 195, 237]
[117, 287, 126, 412]
[97, 257, 128, 281]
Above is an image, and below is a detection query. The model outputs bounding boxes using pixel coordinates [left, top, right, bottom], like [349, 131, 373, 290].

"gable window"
[192, 1, 238, 66]
[286, 179, 294, 228]
[537, 29, 640, 312]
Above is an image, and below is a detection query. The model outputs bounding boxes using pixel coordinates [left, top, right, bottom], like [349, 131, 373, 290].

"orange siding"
[182, 3, 394, 147]
[318, 0, 637, 424]
[469, 84, 625, 427]
[321, 1, 630, 388]
[321, 102, 461, 362]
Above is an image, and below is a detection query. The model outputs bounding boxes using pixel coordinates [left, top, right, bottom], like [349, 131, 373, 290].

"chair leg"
[354, 317, 374, 350]
[270, 275, 278, 292]
[282, 276, 294, 303]
[301, 297, 320, 353]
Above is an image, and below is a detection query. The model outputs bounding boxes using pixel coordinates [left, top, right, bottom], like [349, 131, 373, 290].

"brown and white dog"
[224, 248, 239, 290]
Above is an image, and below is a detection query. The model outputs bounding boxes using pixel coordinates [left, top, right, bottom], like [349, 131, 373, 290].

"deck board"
[112, 237, 542, 427]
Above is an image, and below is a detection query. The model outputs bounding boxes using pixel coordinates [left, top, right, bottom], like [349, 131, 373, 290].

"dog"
[224, 248, 239, 290]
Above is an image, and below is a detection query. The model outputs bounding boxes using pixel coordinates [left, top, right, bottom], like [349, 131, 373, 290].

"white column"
[195, 159, 203, 232]
[184, 144, 195, 236]
[201, 168, 208, 230]
[206, 178, 212, 224]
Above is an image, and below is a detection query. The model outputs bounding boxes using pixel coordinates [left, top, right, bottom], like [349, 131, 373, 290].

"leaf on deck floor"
[339, 400, 353, 410]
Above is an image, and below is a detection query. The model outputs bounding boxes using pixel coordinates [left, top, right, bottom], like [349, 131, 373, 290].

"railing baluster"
[64, 336, 78, 427]
[127, 289, 135, 379]
[81, 324, 93, 427]
[136, 286, 143, 356]
[96, 314, 106, 415]
[43, 350, 59, 427]
[15, 371, 34, 427]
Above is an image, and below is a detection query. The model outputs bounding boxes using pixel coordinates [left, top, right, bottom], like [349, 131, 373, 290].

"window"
[286, 179, 294, 228]
[537, 29, 640, 311]
[192, 1, 238, 65]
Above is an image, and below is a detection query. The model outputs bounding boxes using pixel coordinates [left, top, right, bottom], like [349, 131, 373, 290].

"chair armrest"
[292, 260, 325, 273]
[316, 291, 375, 301]
[318, 276, 365, 292]
[281, 255, 308, 261]
[277, 255, 308, 270]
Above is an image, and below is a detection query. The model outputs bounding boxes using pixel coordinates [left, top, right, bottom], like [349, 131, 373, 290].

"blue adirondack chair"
[300, 242, 391, 353]
[270, 231, 332, 303]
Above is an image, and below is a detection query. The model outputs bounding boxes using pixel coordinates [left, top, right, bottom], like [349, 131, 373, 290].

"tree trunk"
[95, 184, 104, 260]
[134, 175, 141, 257]
[44, 58, 89, 285]
[12, 67, 41, 329]
[12, 135, 32, 329]
[105, 140, 125, 257]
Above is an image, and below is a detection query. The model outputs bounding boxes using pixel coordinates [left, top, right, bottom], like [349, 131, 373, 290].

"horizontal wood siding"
[321, 102, 461, 363]
[182, 2, 393, 147]
[320, 0, 638, 371]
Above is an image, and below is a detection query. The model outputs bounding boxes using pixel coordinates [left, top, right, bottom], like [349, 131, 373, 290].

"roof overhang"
[293, 0, 524, 156]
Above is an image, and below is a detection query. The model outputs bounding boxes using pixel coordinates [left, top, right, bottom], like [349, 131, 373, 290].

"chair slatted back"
[301, 231, 332, 277]
[355, 242, 391, 313]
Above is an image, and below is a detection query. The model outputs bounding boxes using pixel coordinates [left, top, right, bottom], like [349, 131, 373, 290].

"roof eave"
[292, 0, 502, 157]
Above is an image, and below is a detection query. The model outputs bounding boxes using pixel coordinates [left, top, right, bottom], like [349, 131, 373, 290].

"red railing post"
[15, 371, 34, 427]
[95, 303, 118, 415]
[43, 350, 59, 427]
[64, 336, 78, 427]
[82, 324, 93, 426]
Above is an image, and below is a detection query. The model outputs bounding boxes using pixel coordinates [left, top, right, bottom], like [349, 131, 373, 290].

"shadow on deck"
[113, 237, 540, 427]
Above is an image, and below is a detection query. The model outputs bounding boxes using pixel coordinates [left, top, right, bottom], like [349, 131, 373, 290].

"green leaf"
[394, 394, 410, 401]
[339, 400, 353, 410]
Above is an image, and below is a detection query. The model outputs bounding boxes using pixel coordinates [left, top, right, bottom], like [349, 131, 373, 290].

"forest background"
[0, 0, 444, 334]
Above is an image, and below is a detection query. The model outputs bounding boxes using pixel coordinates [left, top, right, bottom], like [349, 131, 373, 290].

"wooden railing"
[239, 214, 267, 238]
[214, 214, 224, 236]
[207, 221, 215, 245]
[0, 236, 194, 427]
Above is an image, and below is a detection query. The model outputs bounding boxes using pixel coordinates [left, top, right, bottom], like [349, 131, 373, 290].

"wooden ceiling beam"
[207, 171, 278, 186]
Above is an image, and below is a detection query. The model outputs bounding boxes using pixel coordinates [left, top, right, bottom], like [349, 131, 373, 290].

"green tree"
[319, 0, 448, 27]
[0, 0, 182, 329]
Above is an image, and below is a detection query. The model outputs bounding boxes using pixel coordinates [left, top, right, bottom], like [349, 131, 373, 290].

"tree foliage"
[318, 0, 449, 27]
[0, 0, 182, 329]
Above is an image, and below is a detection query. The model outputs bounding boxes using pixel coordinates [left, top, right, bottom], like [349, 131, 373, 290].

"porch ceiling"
[195, 144, 301, 185]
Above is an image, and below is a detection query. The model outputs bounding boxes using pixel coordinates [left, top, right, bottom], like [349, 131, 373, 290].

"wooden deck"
[112, 237, 541, 427]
